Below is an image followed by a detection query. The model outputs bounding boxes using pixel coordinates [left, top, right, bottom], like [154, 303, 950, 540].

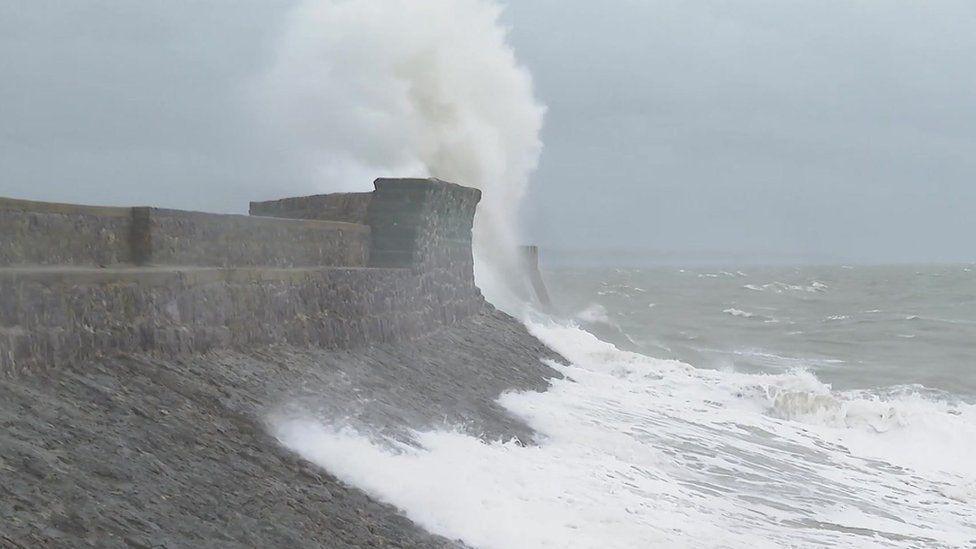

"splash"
[259, 0, 545, 303]
[272, 318, 976, 548]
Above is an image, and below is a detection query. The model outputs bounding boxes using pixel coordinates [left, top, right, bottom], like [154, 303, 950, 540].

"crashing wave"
[275, 316, 976, 548]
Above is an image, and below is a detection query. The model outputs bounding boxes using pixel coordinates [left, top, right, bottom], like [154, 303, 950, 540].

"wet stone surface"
[0, 309, 562, 548]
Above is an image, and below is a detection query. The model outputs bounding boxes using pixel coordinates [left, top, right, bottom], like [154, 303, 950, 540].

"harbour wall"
[0, 178, 486, 374]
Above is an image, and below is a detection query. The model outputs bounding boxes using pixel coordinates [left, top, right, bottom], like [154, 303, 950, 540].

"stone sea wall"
[0, 179, 486, 374]
[0, 197, 133, 266]
[0, 266, 484, 376]
[251, 192, 373, 224]
[140, 208, 370, 268]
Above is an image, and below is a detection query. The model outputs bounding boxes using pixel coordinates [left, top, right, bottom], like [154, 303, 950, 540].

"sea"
[275, 264, 976, 548]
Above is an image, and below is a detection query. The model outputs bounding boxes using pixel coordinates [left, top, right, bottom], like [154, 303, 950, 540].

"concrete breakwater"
[0, 177, 564, 547]
[0, 178, 486, 374]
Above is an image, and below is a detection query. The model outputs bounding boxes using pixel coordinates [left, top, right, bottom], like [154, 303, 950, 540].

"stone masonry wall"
[0, 197, 133, 266]
[0, 199, 371, 269]
[0, 178, 487, 374]
[367, 179, 479, 274]
[250, 192, 373, 224]
[141, 208, 369, 268]
[366, 178, 483, 310]
[0, 266, 484, 375]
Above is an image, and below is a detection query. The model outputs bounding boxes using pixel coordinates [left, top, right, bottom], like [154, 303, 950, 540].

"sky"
[1, 1, 974, 265]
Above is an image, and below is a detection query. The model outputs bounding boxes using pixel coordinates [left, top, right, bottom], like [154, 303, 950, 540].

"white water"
[272, 315, 976, 548]
[258, 0, 545, 304]
[259, 3, 976, 545]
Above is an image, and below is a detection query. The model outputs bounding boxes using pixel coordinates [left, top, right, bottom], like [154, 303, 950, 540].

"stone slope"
[0, 309, 562, 548]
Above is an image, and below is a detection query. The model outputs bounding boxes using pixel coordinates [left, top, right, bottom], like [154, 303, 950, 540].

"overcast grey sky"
[2, 1, 974, 264]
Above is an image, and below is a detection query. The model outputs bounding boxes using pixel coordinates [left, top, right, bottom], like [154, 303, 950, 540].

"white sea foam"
[724, 307, 780, 324]
[724, 307, 756, 318]
[272, 318, 976, 548]
[746, 281, 829, 294]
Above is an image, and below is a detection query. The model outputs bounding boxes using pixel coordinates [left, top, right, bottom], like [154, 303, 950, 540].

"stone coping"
[0, 196, 131, 218]
[0, 195, 371, 233]
[0, 265, 409, 286]
[150, 207, 370, 233]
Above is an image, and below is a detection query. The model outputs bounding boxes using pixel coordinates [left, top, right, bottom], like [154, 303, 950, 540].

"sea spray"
[257, 0, 545, 305]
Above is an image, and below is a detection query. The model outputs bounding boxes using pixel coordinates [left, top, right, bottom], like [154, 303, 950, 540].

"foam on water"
[272, 315, 976, 548]
[724, 307, 757, 318]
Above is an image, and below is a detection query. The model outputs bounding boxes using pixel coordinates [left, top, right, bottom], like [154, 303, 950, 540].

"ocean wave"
[724, 307, 756, 318]
[743, 281, 829, 294]
[717, 347, 844, 370]
[724, 308, 779, 323]
[274, 318, 976, 548]
[596, 282, 647, 298]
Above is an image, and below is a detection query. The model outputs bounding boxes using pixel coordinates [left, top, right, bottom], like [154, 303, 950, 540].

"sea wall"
[250, 192, 373, 224]
[0, 196, 370, 269]
[0, 178, 486, 375]
[136, 208, 370, 268]
[0, 197, 133, 266]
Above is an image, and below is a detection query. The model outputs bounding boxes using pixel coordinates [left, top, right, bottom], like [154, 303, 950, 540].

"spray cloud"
[260, 0, 545, 304]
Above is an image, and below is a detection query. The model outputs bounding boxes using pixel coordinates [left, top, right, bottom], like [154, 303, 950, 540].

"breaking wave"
[258, 0, 545, 304]
[741, 281, 829, 293]
[272, 315, 976, 548]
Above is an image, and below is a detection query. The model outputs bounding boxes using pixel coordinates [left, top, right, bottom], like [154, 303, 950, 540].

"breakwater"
[0, 178, 486, 374]
[0, 177, 564, 547]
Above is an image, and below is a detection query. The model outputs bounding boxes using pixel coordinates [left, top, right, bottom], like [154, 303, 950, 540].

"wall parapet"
[0, 178, 486, 374]
[250, 192, 373, 224]
[0, 196, 133, 266]
[133, 208, 369, 268]
[0, 197, 370, 268]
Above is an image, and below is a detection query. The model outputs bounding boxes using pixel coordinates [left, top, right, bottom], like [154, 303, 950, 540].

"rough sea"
[275, 264, 976, 548]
